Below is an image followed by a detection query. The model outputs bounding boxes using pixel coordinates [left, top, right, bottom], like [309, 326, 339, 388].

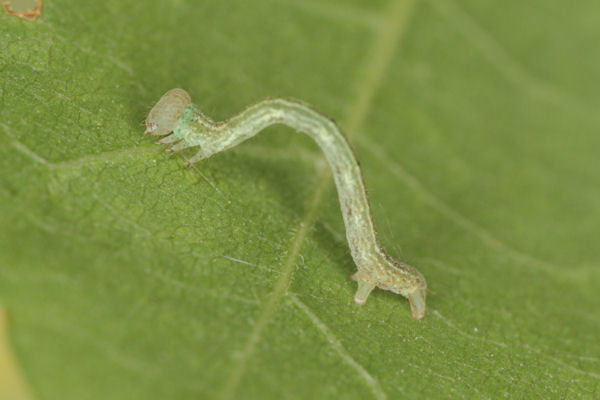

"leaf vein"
[288, 293, 387, 400]
[428, 0, 597, 115]
[358, 138, 588, 279]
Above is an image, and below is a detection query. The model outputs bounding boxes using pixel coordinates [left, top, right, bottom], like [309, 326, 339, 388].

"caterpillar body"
[145, 88, 427, 319]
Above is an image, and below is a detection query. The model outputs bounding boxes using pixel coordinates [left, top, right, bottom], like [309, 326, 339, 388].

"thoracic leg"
[184, 152, 208, 166]
[157, 135, 181, 144]
[165, 141, 190, 153]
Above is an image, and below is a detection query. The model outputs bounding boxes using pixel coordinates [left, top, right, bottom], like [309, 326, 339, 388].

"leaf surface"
[1, 0, 599, 398]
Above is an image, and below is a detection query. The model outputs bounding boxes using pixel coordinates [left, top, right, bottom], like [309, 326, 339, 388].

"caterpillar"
[145, 88, 428, 319]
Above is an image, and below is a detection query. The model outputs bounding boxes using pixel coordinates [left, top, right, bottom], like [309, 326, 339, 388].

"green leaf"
[2, 0, 599, 398]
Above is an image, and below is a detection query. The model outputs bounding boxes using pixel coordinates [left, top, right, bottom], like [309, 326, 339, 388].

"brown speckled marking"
[2, 0, 42, 21]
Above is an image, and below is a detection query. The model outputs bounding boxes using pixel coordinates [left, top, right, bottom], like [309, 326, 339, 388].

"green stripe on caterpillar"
[145, 88, 428, 319]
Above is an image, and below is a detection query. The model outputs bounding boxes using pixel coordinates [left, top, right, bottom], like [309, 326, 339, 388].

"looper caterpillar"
[145, 89, 428, 319]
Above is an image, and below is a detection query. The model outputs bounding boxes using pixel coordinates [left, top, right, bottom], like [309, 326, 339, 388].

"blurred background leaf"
[1, 0, 599, 399]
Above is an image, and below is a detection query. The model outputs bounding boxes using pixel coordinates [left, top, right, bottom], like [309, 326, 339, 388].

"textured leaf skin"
[1, 0, 599, 399]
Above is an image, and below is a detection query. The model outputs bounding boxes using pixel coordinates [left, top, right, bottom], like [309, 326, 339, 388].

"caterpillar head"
[145, 88, 192, 136]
